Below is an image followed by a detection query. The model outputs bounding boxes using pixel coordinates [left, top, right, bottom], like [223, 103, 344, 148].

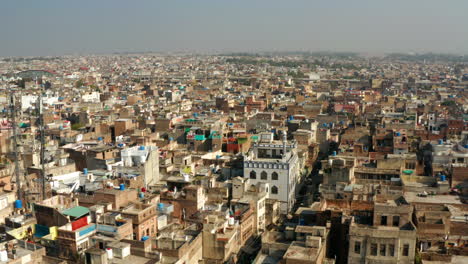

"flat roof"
[404, 192, 462, 205]
[62, 206, 90, 218]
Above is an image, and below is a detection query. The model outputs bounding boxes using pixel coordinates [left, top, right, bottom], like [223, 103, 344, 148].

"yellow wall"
[7, 223, 35, 239]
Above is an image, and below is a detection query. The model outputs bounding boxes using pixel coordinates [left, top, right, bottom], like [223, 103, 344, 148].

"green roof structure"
[62, 206, 90, 219]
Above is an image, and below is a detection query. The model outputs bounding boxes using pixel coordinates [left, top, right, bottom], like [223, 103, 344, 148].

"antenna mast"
[9, 87, 22, 201]
[38, 92, 46, 200]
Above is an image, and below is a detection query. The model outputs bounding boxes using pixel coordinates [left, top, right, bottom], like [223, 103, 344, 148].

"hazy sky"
[1, 0, 467, 57]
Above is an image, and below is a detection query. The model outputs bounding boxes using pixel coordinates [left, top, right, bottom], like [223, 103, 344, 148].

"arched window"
[261, 171, 268, 180]
[271, 186, 278, 194]
[272, 172, 279, 180]
[250, 171, 256, 179]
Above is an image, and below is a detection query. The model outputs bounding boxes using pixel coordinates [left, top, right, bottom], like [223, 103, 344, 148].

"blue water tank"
[14, 200, 22, 209]
[169, 137, 174, 141]
[119, 184, 125, 191]
[438, 139, 443, 144]
[193, 113, 198, 118]
[332, 151, 337, 156]
[440, 175, 446, 181]
[141, 236, 149, 241]
[216, 155, 221, 159]
[118, 143, 124, 147]
[329, 122, 333, 128]
[158, 203, 164, 211]
[138, 192, 144, 199]
[98, 137, 103, 141]
[396, 132, 401, 136]
[83, 168, 88, 175]
[139, 146, 145, 151]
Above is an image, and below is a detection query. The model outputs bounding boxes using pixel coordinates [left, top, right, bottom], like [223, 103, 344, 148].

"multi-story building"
[243, 132, 300, 213]
[348, 196, 417, 264]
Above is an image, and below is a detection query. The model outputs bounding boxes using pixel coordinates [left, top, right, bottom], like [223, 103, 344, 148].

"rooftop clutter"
[0, 52, 466, 263]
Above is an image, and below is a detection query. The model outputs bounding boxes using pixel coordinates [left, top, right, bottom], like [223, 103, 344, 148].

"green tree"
[71, 123, 84, 130]
[75, 79, 85, 88]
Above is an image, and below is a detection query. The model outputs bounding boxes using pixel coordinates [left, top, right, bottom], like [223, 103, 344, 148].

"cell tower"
[9, 86, 23, 201]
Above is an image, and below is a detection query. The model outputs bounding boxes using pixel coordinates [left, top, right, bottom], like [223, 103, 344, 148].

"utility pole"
[9, 87, 22, 201]
[38, 94, 46, 200]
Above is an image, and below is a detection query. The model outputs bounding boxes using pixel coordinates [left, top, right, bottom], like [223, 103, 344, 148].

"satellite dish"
[76, 134, 83, 142]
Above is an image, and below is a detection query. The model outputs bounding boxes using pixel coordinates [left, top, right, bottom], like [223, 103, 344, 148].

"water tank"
[299, 218, 305, 225]
[438, 139, 443, 144]
[216, 155, 221, 159]
[119, 184, 125, 191]
[138, 192, 144, 199]
[158, 203, 164, 211]
[332, 151, 337, 156]
[141, 236, 149, 241]
[83, 168, 88, 175]
[14, 199, 22, 209]
[105, 248, 113, 259]
[98, 137, 103, 141]
[396, 132, 401, 136]
[0, 250, 7, 262]
[169, 137, 174, 141]
[440, 175, 446, 181]
[139, 146, 145, 151]
[183, 174, 190, 182]
[117, 143, 124, 148]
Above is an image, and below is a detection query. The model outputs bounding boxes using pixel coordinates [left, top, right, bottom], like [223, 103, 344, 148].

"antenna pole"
[10, 87, 22, 201]
[39, 94, 46, 200]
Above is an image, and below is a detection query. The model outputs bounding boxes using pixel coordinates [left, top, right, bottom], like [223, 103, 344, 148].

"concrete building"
[243, 132, 300, 213]
[348, 196, 417, 264]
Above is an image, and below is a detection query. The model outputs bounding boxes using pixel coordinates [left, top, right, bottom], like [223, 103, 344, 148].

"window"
[272, 172, 279, 180]
[370, 243, 377, 256]
[250, 171, 256, 179]
[392, 216, 400, 227]
[271, 186, 278, 194]
[403, 244, 409, 256]
[261, 171, 268, 180]
[380, 215, 387, 226]
[354, 241, 361, 254]
[389, 244, 395, 256]
[380, 244, 386, 256]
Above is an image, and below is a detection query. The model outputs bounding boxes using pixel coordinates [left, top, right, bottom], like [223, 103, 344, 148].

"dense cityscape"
[1, 0, 468, 263]
[0, 51, 466, 264]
